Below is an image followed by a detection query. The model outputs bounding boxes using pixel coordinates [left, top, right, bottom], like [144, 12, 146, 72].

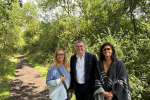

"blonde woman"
[46, 49, 71, 100]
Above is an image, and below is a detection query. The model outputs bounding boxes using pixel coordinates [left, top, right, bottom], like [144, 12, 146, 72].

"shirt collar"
[76, 52, 85, 58]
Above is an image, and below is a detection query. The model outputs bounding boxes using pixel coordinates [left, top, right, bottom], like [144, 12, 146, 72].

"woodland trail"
[8, 53, 49, 100]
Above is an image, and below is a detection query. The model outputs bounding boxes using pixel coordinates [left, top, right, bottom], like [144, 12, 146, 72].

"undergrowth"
[0, 54, 18, 100]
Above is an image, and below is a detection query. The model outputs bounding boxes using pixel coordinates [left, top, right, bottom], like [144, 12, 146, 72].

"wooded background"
[0, 0, 150, 99]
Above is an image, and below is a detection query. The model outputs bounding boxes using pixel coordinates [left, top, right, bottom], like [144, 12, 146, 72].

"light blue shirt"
[46, 65, 71, 100]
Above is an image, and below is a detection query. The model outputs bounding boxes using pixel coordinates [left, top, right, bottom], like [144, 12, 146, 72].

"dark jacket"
[94, 59, 131, 100]
[70, 52, 97, 93]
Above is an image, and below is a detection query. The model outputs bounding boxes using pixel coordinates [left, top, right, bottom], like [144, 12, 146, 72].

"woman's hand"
[102, 92, 113, 99]
[109, 91, 113, 99]
[60, 75, 65, 82]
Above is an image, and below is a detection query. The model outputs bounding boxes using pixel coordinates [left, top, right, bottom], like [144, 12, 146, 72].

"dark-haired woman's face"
[102, 45, 112, 58]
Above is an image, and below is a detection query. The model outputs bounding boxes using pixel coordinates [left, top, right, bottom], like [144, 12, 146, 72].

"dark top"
[94, 59, 131, 100]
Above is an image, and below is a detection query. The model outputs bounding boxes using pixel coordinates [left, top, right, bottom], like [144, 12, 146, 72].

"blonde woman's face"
[56, 50, 65, 63]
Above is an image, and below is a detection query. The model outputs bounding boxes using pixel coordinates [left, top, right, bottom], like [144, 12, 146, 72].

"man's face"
[75, 42, 85, 55]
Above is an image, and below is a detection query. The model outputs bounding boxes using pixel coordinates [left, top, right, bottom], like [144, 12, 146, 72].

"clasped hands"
[102, 91, 113, 99]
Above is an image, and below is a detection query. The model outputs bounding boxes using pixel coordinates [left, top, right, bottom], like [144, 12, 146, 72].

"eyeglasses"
[102, 48, 111, 51]
[57, 54, 64, 56]
[76, 46, 84, 48]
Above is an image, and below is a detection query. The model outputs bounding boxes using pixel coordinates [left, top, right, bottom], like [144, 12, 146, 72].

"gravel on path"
[8, 53, 49, 100]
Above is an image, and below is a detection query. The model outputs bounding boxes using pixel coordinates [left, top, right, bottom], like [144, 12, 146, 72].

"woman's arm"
[94, 62, 105, 95]
[112, 60, 131, 100]
[46, 68, 63, 86]
[46, 78, 61, 86]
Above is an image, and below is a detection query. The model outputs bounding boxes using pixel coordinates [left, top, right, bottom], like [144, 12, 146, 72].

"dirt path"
[8, 53, 49, 100]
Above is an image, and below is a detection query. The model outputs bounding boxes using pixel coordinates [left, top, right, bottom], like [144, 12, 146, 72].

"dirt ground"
[8, 53, 49, 100]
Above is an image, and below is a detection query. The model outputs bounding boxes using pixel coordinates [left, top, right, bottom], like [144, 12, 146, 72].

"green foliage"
[0, 1, 39, 99]
[0, 0, 150, 99]
[0, 55, 17, 100]
[26, 0, 150, 99]
[84, 33, 124, 60]
[0, 1, 25, 53]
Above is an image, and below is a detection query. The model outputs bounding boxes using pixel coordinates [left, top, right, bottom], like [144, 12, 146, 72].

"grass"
[0, 54, 18, 100]
[24, 53, 76, 100]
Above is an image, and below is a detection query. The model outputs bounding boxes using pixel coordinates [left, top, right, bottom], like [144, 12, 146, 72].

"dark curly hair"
[98, 42, 117, 62]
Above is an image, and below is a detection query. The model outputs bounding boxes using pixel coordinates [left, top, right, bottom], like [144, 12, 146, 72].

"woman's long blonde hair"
[50, 49, 70, 72]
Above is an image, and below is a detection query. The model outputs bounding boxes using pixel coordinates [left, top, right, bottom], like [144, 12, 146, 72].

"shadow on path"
[8, 53, 49, 100]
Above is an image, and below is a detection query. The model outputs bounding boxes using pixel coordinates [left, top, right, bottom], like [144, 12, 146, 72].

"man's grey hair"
[75, 40, 85, 46]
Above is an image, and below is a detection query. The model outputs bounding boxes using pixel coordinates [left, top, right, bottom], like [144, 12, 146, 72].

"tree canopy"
[0, 0, 150, 99]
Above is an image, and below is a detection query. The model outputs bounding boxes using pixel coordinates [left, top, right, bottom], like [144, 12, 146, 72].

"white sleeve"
[46, 78, 61, 86]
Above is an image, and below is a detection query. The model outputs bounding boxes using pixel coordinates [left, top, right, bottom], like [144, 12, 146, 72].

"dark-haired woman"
[94, 42, 131, 100]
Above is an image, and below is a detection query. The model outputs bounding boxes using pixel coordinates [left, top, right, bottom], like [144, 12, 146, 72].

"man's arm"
[70, 56, 74, 91]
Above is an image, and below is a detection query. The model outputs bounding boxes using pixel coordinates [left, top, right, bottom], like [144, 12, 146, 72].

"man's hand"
[60, 75, 65, 82]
